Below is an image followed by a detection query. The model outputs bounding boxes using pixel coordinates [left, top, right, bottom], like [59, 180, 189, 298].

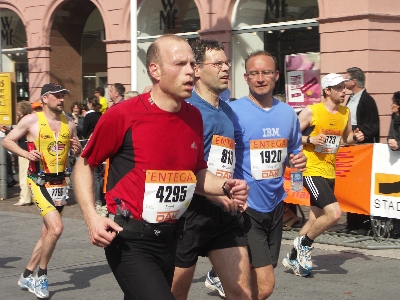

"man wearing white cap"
[2, 82, 82, 298]
[282, 73, 364, 277]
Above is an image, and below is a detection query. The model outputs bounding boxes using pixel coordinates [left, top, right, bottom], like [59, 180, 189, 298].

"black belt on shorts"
[110, 214, 145, 232]
[44, 173, 65, 184]
[28, 172, 65, 186]
[109, 214, 182, 239]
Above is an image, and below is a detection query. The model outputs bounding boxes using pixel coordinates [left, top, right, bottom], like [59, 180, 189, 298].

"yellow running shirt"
[31, 112, 70, 174]
[303, 102, 349, 179]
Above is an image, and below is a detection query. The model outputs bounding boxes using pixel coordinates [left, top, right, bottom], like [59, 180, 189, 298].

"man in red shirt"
[73, 34, 248, 300]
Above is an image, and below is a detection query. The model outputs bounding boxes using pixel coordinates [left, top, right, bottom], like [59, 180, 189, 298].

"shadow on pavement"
[311, 251, 373, 275]
[50, 263, 112, 297]
[0, 257, 23, 269]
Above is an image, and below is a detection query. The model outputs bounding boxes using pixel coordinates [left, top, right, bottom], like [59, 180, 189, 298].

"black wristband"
[353, 135, 358, 142]
[222, 181, 231, 199]
[306, 136, 311, 144]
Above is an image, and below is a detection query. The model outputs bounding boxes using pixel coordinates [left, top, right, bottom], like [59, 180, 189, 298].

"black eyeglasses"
[202, 60, 232, 69]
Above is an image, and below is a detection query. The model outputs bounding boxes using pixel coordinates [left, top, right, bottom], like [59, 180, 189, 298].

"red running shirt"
[81, 92, 207, 219]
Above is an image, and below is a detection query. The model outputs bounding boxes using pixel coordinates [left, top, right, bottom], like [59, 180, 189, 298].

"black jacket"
[350, 90, 380, 143]
[82, 112, 102, 139]
[388, 113, 400, 151]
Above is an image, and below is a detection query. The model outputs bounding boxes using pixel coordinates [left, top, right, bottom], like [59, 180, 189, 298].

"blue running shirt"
[229, 97, 302, 213]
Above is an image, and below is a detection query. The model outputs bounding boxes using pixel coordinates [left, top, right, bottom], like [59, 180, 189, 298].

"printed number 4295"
[156, 185, 187, 203]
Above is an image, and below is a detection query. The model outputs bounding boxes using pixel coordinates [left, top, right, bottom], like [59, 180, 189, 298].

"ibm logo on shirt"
[262, 128, 280, 137]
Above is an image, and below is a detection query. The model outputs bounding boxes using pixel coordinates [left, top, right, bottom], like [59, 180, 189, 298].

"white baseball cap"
[321, 73, 347, 89]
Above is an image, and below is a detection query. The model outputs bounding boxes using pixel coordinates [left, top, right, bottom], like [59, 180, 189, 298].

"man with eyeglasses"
[171, 39, 251, 300]
[2, 83, 82, 298]
[227, 50, 307, 299]
[283, 73, 364, 278]
[340, 67, 380, 236]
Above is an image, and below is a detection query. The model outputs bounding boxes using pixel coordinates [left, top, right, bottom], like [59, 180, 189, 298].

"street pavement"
[1, 183, 400, 299]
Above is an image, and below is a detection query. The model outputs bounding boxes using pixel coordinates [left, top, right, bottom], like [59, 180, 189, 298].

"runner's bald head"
[146, 34, 188, 75]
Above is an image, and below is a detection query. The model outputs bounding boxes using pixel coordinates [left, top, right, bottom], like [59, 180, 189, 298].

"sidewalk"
[2, 183, 400, 299]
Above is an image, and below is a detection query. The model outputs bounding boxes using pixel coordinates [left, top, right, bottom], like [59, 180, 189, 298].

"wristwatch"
[353, 135, 358, 142]
[222, 181, 231, 199]
[306, 136, 311, 144]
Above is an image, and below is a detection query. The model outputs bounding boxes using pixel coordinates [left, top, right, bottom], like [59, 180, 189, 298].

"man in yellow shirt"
[2, 83, 82, 298]
[283, 73, 364, 277]
[94, 86, 108, 114]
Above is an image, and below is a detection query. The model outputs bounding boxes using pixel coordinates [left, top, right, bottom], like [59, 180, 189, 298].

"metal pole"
[130, 0, 137, 92]
[0, 136, 7, 200]
[0, 7, 2, 71]
[0, 9, 6, 200]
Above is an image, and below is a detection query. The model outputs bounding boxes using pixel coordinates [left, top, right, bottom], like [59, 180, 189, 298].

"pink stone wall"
[3, 0, 400, 140]
[194, 0, 235, 56]
[1, 0, 132, 102]
[318, 0, 400, 141]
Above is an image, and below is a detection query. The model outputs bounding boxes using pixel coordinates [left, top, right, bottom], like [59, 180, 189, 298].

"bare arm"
[73, 157, 122, 247]
[343, 114, 364, 144]
[66, 116, 82, 157]
[298, 106, 312, 133]
[1, 114, 42, 161]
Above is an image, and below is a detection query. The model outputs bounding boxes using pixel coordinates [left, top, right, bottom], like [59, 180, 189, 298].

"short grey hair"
[346, 67, 365, 88]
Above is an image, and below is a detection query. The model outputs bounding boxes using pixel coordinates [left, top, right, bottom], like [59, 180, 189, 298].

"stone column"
[318, 0, 400, 140]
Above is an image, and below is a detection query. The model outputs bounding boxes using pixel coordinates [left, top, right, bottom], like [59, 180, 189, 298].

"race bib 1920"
[250, 138, 288, 180]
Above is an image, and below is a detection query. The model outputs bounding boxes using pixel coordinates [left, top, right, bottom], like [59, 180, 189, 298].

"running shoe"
[282, 254, 310, 277]
[17, 273, 35, 292]
[33, 274, 49, 299]
[205, 271, 225, 298]
[294, 236, 313, 271]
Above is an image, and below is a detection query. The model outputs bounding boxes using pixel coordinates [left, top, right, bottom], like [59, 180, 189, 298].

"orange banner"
[284, 144, 373, 215]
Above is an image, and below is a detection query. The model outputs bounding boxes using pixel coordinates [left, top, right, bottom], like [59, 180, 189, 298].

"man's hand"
[310, 134, 326, 146]
[207, 179, 248, 212]
[70, 137, 82, 156]
[86, 214, 123, 248]
[225, 179, 248, 208]
[25, 149, 42, 161]
[290, 151, 307, 172]
[388, 138, 399, 151]
[353, 128, 364, 143]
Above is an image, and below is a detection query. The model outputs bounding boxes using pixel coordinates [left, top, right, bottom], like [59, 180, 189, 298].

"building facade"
[2, 0, 400, 139]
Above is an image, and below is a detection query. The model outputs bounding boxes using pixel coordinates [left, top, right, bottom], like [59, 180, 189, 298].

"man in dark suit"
[342, 67, 380, 235]
[345, 67, 380, 143]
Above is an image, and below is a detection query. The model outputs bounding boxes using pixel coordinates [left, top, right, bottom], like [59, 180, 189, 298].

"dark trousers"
[105, 233, 177, 300]
[346, 212, 370, 230]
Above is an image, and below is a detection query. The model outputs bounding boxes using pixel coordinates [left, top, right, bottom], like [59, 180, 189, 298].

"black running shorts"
[303, 176, 336, 209]
[175, 194, 248, 268]
[243, 201, 284, 269]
